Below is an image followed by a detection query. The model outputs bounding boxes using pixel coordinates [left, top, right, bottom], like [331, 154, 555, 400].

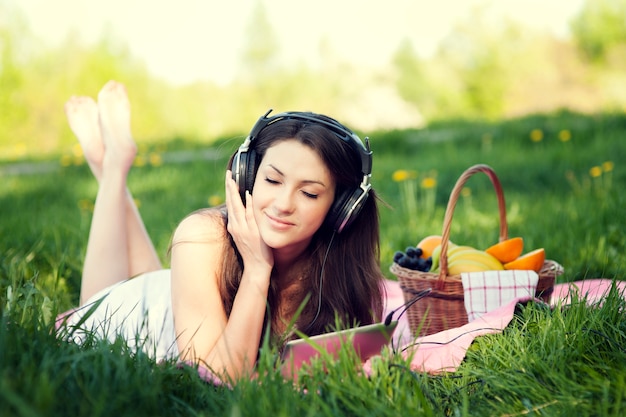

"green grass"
[1, 111, 625, 416]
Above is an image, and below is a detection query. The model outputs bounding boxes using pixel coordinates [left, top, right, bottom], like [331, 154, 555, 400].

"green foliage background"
[1, 0, 626, 161]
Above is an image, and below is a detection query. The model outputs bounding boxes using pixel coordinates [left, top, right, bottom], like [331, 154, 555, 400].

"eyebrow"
[267, 164, 328, 188]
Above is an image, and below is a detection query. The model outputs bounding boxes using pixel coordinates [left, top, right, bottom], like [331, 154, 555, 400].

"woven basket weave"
[391, 164, 564, 337]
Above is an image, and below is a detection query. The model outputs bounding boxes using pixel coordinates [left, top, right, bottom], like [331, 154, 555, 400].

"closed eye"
[264, 175, 320, 199]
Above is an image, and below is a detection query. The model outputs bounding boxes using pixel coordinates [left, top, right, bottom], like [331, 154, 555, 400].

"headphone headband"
[242, 109, 372, 176]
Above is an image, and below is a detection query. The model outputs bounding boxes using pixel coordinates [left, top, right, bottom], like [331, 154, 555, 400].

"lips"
[265, 213, 295, 230]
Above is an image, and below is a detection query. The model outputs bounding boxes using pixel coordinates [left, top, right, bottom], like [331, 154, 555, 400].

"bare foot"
[64, 96, 104, 180]
[97, 80, 137, 175]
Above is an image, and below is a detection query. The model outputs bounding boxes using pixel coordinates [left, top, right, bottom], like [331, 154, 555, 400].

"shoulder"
[172, 207, 227, 245]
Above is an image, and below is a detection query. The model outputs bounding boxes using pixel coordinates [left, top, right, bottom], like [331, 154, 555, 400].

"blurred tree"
[434, 8, 526, 120]
[4, 0, 626, 159]
[571, 0, 626, 63]
[392, 39, 432, 115]
[240, 1, 280, 80]
[33, 32, 165, 151]
[232, 1, 283, 125]
[0, 3, 32, 158]
[571, 0, 626, 111]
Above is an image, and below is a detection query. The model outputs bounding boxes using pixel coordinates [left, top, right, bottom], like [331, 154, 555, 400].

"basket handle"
[436, 164, 508, 289]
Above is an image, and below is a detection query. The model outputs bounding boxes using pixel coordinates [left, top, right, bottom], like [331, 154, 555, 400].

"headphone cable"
[304, 231, 336, 332]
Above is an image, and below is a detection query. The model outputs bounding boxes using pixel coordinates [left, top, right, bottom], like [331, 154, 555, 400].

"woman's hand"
[225, 170, 274, 280]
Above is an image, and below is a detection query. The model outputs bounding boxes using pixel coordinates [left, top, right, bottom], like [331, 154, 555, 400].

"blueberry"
[397, 254, 411, 267]
[405, 246, 423, 258]
[414, 258, 424, 271]
[393, 251, 405, 262]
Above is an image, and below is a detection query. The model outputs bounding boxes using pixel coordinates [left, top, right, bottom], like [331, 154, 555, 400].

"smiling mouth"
[266, 213, 294, 229]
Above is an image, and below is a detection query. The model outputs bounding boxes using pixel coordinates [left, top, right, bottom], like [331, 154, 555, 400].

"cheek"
[251, 192, 267, 219]
[250, 178, 269, 206]
[303, 201, 333, 228]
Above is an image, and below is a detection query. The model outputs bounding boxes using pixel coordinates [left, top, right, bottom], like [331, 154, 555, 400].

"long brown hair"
[219, 116, 384, 346]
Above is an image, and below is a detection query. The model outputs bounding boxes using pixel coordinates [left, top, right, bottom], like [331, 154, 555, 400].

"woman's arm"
[170, 212, 271, 380]
[170, 172, 273, 380]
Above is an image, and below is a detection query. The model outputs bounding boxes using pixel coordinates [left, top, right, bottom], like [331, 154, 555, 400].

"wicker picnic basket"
[390, 164, 564, 337]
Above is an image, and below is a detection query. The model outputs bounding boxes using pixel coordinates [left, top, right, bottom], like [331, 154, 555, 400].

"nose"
[272, 187, 295, 214]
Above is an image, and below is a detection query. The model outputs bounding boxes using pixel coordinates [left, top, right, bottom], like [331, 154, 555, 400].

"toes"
[65, 96, 98, 124]
[98, 80, 128, 103]
[99, 80, 118, 96]
[64, 96, 80, 115]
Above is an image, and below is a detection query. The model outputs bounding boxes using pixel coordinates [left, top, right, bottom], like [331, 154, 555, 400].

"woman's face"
[252, 139, 336, 255]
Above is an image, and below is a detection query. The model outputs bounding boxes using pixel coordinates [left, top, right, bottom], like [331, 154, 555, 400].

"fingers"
[225, 171, 274, 270]
[225, 170, 239, 229]
[244, 191, 254, 220]
[225, 170, 253, 231]
[225, 170, 242, 214]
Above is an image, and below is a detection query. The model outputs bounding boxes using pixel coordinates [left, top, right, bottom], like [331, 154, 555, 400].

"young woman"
[61, 80, 384, 380]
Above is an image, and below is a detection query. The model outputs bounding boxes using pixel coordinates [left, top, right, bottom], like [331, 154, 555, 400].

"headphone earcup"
[232, 147, 256, 202]
[244, 148, 257, 197]
[326, 188, 369, 233]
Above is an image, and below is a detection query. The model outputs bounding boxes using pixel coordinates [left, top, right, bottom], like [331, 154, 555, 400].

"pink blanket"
[371, 278, 626, 374]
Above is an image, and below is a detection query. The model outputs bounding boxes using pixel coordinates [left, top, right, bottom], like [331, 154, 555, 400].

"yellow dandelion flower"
[558, 129, 571, 142]
[149, 153, 163, 166]
[461, 187, 472, 198]
[134, 155, 147, 167]
[392, 169, 417, 182]
[602, 161, 614, 172]
[589, 166, 602, 178]
[134, 198, 141, 208]
[482, 133, 493, 150]
[73, 155, 83, 166]
[208, 194, 223, 206]
[421, 177, 437, 189]
[60, 154, 73, 167]
[530, 129, 543, 142]
[72, 143, 83, 157]
[78, 199, 94, 211]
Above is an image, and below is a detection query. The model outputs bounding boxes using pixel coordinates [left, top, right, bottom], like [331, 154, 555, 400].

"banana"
[448, 259, 496, 275]
[430, 245, 442, 272]
[446, 248, 504, 274]
[473, 251, 505, 270]
[430, 242, 458, 272]
[447, 246, 482, 262]
[430, 244, 504, 273]
[451, 250, 503, 270]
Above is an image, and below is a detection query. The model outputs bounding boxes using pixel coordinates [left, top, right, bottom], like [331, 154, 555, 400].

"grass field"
[1, 110, 625, 416]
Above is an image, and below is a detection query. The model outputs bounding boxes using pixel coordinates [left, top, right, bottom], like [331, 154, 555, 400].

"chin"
[261, 232, 312, 253]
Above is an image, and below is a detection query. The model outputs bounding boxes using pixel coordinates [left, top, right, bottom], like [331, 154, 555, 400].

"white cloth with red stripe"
[461, 270, 539, 322]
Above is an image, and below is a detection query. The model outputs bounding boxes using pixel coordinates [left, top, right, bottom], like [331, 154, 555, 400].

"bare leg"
[97, 82, 163, 278]
[65, 81, 162, 304]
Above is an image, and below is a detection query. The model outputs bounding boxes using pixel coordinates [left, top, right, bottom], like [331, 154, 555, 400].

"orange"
[485, 237, 524, 263]
[416, 235, 443, 259]
[504, 248, 546, 272]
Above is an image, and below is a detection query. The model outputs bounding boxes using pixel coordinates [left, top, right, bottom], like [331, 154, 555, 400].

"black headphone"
[232, 109, 373, 233]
